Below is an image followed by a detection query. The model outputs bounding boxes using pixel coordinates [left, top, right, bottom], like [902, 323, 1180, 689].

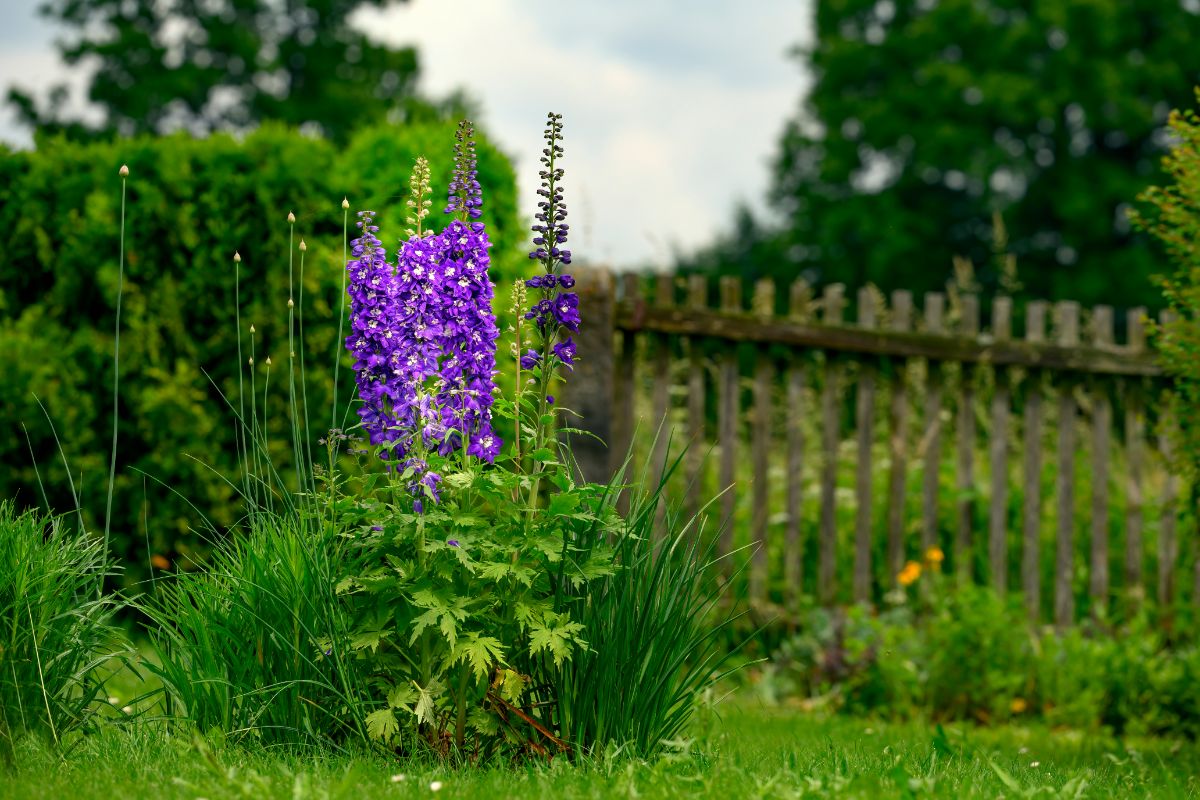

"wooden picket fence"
[563, 268, 1193, 625]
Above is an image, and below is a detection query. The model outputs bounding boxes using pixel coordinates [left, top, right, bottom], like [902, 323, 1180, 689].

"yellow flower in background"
[1011, 697, 1028, 714]
[898, 561, 922, 586]
[924, 547, 945, 567]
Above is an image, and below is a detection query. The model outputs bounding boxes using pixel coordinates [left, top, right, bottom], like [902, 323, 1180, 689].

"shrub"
[0, 501, 126, 757]
[1131, 87, 1200, 481]
[0, 120, 523, 582]
[762, 581, 1200, 738]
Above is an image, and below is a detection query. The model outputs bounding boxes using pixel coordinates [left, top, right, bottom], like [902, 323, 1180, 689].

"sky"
[0, 0, 807, 269]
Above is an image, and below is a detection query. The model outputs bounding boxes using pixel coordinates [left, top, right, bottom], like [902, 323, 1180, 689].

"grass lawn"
[4, 702, 1198, 799]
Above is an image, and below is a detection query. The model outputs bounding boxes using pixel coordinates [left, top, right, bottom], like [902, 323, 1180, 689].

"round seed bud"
[299, 239, 307, 252]
[287, 211, 296, 223]
[342, 197, 350, 209]
[288, 298, 294, 308]
[248, 356, 254, 366]
[265, 356, 272, 366]
[233, 251, 241, 263]
[119, 164, 129, 177]
[250, 324, 255, 333]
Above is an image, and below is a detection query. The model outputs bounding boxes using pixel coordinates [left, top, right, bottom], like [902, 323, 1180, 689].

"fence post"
[887, 290, 913, 588]
[920, 293, 946, 595]
[989, 296, 1013, 593]
[565, 268, 616, 484]
[1022, 301, 1047, 619]
[955, 294, 980, 585]
[684, 274, 708, 525]
[785, 280, 811, 609]
[717, 276, 743, 564]
[854, 287, 877, 603]
[751, 279, 776, 602]
[611, 273, 641, 513]
[819, 284, 845, 604]
[1125, 308, 1147, 611]
[1089, 305, 1114, 614]
[1054, 301, 1080, 629]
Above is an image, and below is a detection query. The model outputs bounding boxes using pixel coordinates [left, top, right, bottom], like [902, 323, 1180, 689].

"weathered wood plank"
[563, 268, 616, 484]
[956, 295, 980, 585]
[751, 279, 775, 602]
[611, 273, 641, 514]
[650, 274, 674, 487]
[717, 276, 742, 561]
[614, 305, 1160, 376]
[887, 290, 913, 587]
[684, 274, 708, 524]
[989, 297, 1013, 592]
[819, 284, 845, 604]
[1159, 395, 1179, 611]
[1125, 308, 1147, 610]
[1022, 301, 1047, 619]
[1089, 306, 1114, 612]
[785, 280, 810, 608]
[920, 293, 946, 582]
[1054, 301, 1080, 628]
[854, 288, 877, 603]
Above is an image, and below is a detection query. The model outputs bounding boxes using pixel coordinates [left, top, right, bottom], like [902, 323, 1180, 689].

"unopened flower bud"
[299, 239, 307, 252]
[119, 164, 129, 177]
[288, 298, 294, 308]
[342, 197, 350, 209]
[287, 211, 296, 223]
[249, 324, 256, 333]
[233, 251, 241, 263]
[249, 356, 254, 366]
[290, 351, 295, 359]
[265, 356, 272, 366]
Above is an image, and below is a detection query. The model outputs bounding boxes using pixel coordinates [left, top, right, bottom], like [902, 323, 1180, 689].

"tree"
[701, 0, 1200, 309]
[8, 0, 451, 143]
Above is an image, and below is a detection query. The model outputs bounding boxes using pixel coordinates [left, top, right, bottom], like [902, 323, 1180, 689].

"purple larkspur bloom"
[552, 337, 576, 369]
[345, 210, 403, 450]
[552, 292, 581, 332]
[520, 349, 541, 370]
[447, 539, 460, 547]
[546, 395, 555, 405]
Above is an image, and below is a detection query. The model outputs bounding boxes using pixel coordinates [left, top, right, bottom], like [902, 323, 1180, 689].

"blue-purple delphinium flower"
[524, 113, 580, 380]
[552, 337, 576, 369]
[447, 539, 460, 547]
[344, 121, 503, 513]
[346, 210, 403, 451]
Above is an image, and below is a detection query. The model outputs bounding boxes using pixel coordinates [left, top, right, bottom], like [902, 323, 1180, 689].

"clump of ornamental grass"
[139, 512, 368, 747]
[0, 501, 127, 761]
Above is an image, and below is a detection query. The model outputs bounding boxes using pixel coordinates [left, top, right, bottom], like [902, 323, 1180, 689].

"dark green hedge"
[0, 121, 523, 581]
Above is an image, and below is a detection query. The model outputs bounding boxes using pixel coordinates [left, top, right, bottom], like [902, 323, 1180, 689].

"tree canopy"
[690, 0, 1200, 310]
[8, 0, 454, 142]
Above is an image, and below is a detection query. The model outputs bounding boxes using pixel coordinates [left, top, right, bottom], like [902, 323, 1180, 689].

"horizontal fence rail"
[562, 268, 1193, 627]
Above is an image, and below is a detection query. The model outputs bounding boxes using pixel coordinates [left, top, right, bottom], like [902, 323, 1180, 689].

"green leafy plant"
[0, 502, 127, 758]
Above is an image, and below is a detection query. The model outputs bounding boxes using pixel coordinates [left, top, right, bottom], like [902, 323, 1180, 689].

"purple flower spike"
[447, 539, 460, 547]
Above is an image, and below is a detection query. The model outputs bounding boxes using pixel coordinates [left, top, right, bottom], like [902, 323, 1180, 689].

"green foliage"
[0, 120, 522, 583]
[0, 501, 126, 757]
[550, 448, 740, 759]
[759, 581, 1200, 738]
[1132, 88, 1200, 482]
[140, 513, 369, 746]
[688, 1, 1200, 310]
[7, 0, 454, 143]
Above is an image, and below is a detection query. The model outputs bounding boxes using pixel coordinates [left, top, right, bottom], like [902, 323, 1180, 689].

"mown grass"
[5, 702, 1199, 799]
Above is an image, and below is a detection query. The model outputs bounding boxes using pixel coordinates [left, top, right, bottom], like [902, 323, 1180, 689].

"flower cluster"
[445, 120, 483, 220]
[345, 122, 502, 509]
[523, 113, 579, 375]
